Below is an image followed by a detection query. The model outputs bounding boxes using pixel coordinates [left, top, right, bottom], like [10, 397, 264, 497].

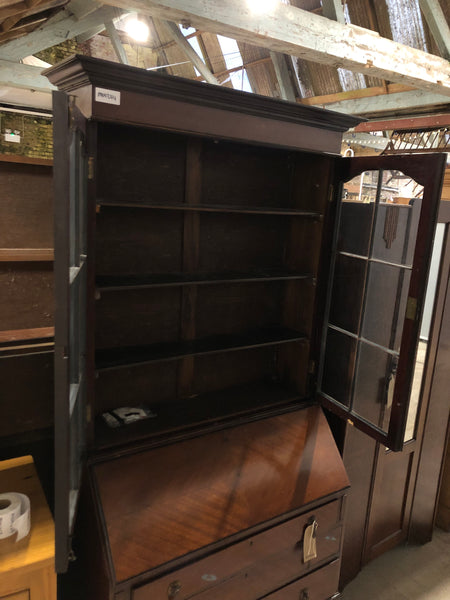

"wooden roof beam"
[0, 57, 55, 90]
[269, 51, 297, 102]
[321, 0, 345, 24]
[158, 19, 219, 84]
[300, 83, 414, 106]
[354, 113, 450, 132]
[419, 0, 450, 60]
[104, 18, 129, 64]
[0, 0, 66, 21]
[317, 88, 450, 115]
[0, 0, 120, 60]
[193, 56, 272, 82]
[101, 0, 450, 97]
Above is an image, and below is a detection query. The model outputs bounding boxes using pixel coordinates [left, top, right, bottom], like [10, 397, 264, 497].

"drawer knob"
[300, 588, 310, 600]
[167, 580, 182, 599]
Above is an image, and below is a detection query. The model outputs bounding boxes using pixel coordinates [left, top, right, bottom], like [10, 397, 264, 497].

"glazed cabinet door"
[53, 91, 88, 572]
[318, 153, 446, 451]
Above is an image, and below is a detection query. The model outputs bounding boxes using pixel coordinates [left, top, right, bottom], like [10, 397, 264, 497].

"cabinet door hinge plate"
[406, 296, 418, 321]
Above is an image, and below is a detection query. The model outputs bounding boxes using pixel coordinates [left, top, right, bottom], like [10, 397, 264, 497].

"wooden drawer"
[263, 559, 340, 600]
[133, 499, 342, 600]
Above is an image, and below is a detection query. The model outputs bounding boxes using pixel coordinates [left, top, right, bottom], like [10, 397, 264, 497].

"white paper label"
[95, 87, 121, 105]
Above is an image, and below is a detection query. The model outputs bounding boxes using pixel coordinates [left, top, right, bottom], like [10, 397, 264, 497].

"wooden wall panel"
[0, 264, 53, 331]
[0, 161, 53, 249]
[0, 352, 53, 437]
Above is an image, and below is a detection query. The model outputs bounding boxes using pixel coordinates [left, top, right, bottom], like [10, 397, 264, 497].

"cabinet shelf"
[0, 327, 54, 357]
[96, 328, 307, 372]
[95, 380, 307, 450]
[97, 199, 321, 218]
[0, 248, 54, 262]
[96, 270, 314, 292]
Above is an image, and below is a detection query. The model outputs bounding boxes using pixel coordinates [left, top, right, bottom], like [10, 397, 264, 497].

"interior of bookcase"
[92, 122, 334, 448]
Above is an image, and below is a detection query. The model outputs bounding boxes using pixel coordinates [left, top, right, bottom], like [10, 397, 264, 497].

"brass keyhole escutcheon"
[300, 588, 309, 600]
[168, 580, 182, 599]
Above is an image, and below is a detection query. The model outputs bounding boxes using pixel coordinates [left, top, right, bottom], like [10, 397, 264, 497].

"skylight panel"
[217, 35, 252, 92]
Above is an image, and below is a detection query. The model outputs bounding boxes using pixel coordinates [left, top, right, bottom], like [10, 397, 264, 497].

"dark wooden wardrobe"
[44, 55, 446, 600]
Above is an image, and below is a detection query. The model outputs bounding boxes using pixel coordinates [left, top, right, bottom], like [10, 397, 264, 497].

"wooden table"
[0, 456, 56, 600]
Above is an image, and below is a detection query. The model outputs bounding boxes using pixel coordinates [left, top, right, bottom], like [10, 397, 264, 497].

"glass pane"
[372, 197, 422, 266]
[321, 327, 357, 407]
[404, 340, 426, 441]
[329, 254, 367, 334]
[339, 171, 378, 256]
[404, 224, 446, 441]
[352, 340, 397, 431]
[361, 261, 411, 351]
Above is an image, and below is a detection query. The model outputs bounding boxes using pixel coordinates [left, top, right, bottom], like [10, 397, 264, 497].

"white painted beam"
[76, 24, 107, 43]
[69, 0, 103, 20]
[321, 0, 345, 24]
[158, 19, 219, 85]
[419, 0, 450, 60]
[269, 51, 297, 102]
[314, 89, 450, 115]
[104, 18, 129, 64]
[0, 87, 52, 110]
[0, 58, 55, 92]
[0, 3, 119, 61]
[102, 0, 450, 97]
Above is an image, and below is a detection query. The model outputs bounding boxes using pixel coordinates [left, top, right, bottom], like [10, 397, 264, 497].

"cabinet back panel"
[286, 219, 323, 273]
[282, 279, 316, 335]
[96, 209, 183, 275]
[198, 213, 288, 273]
[195, 282, 283, 338]
[95, 361, 178, 414]
[0, 264, 53, 331]
[201, 140, 292, 208]
[291, 153, 334, 213]
[96, 124, 186, 204]
[0, 162, 53, 248]
[95, 287, 181, 348]
[192, 347, 277, 396]
[277, 343, 310, 396]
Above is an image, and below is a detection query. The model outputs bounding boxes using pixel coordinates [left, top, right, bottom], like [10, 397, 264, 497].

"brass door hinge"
[406, 296, 418, 321]
[328, 184, 334, 203]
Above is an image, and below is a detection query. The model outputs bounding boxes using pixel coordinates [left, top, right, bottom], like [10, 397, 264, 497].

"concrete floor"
[341, 528, 450, 600]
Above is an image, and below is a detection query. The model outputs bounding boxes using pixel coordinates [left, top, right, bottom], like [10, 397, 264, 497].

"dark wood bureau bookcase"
[45, 56, 445, 600]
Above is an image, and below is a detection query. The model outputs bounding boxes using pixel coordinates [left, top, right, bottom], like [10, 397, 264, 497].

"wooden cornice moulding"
[44, 54, 361, 133]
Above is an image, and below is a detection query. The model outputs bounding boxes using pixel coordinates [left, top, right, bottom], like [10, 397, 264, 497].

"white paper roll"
[0, 492, 31, 541]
